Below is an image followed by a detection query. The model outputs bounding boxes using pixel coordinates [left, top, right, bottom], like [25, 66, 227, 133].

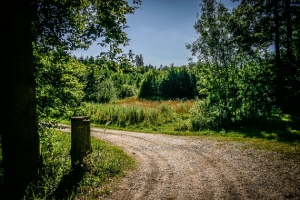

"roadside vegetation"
[0, 129, 134, 199]
[62, 97, 300, 157]
[75, 97, 299, 141]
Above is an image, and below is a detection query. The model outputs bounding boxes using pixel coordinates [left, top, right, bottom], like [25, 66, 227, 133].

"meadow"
[73, 97, 300, 141]
[78, 97, 195, 134]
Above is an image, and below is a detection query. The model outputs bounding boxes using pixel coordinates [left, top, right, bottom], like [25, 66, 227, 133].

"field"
[81, 97, 195, 134]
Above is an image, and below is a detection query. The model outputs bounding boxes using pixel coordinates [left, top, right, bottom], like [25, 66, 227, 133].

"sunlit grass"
[79, 97, 300, 139]
[188, 130, 300, 160]
[80, 97, 194, 131]
[111, 96, 194, 113]
[70, 97, 300, 160]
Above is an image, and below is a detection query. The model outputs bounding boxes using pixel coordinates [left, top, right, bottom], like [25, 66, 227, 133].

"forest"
[1, 0, 300, 199]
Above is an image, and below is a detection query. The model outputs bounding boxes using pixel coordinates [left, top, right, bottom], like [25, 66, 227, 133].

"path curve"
[63, 126, 300, 200]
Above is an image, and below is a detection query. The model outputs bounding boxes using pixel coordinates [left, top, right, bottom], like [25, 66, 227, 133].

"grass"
[73, 97, 194, 132]
[0, 129, 135, 200]
[69, 97, 300, 138]
[59, 97, 300, 159]
[187, 131, 300, 161]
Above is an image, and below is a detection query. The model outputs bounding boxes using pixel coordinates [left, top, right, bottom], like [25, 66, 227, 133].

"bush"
[95, 79, 117, 103]
[138, 69, 162, 99]
[118, 84, 137, 99]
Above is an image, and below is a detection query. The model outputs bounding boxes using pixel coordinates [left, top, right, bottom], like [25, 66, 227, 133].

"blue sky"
[73, 0, 238, 67]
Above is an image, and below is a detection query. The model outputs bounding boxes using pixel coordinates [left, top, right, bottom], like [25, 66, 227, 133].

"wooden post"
[70, 116, 92, 171]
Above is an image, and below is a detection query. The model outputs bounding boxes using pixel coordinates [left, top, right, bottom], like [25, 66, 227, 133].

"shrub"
[118, 84, 137, 99]
[95, 79, 117, 103]
[138, 69, 162, 99]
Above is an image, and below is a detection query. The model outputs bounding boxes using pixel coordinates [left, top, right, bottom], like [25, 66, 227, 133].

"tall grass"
[72, 97, 300, 143]
[81, 97, 194, 131]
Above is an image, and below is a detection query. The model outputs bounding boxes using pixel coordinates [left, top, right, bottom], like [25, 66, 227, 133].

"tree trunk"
[273, 0, 284, 109]
[0, 0, 40, 198]
[285, 0, 293, 61]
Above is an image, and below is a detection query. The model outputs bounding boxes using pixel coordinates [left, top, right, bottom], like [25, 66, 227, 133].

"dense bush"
[160, 67, 197, 99]
[138, 69, 162, 99]
[190, 61, 276, 130]
[118, 84, 137, 98]
[138, 67, 197, 100]
[186, 0, 277, 130]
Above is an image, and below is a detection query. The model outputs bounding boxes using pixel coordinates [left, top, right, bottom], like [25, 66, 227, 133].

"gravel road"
[63, 126, 300, 199]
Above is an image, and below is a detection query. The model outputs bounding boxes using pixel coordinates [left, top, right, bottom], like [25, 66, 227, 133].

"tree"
[139, 54, 144, 67]
[138, 69, 162, 99]
[135, 54, 144, 68]
[186, 0, 275, 129]
[160, 67, 197, 99]
[1, 1, 40, 198]
[186, 0, 238, 127]
[1, 0, 140, 197]
[229, 0, 300, 113]
[128, 49, 136, 65]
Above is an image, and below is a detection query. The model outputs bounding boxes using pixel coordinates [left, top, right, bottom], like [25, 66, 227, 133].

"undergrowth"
[0, 129, 134, 200]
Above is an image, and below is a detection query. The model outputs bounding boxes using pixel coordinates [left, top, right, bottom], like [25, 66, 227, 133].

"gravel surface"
[63, 126, 300, 200]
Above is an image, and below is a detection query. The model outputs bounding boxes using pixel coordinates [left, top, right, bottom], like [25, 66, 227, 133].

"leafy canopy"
[34, 0, 141, 54]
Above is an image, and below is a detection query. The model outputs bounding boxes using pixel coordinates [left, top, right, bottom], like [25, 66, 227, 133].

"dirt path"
[63, 126, 300, 199]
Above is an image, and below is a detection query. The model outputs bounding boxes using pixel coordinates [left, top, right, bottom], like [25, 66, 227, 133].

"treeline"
[79, 55, 197, 101]
[35, 52, 198, 119]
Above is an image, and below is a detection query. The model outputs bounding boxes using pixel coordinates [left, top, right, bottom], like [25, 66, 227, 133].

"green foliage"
[160, 67, 197, 99]
[119, 84, 137, 98]
[35, 0, 140, 53]
[187, 0, 276, 129]
[96, 78, 118, 103]
[135, 54, 144, 68]
[189, 98, 213, 130]
[81, 58, 140, 103]
[33, 0, 142, 117]
[1, 0, 141, 197]
[138, 69, 162, 99]
[35, 50, 86, 119]
[229, 0, 300, 113]
[20, 129, 134, 199]
[138, 67, 197, 100]
[189, 61, 276, 130]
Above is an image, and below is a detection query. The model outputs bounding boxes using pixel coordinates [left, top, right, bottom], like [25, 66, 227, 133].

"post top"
[71, 116, 89, 120]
